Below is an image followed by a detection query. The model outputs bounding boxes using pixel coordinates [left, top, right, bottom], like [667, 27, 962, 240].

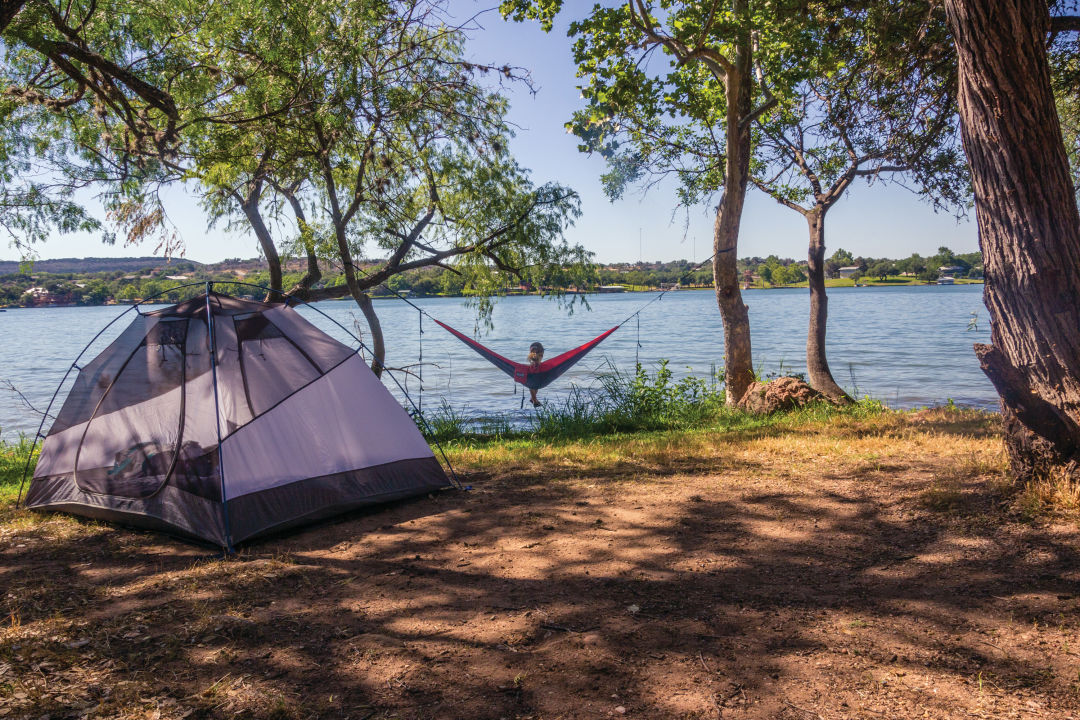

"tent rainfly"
[25, 291, 451, 548]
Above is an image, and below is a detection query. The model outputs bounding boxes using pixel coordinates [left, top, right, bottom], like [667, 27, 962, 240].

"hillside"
[0, 256, 207, 274]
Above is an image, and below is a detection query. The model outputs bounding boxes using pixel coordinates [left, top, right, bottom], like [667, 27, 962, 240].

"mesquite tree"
[2, 0, 590, 379]
[753, 2, 967, 402]
[504, 0, 844, 405]
[0, 0, 201, 253]
[186, 0, 589, 375]
[945, 0, 1080, 480]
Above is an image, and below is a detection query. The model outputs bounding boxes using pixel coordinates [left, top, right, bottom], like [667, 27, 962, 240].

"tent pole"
[13, 294, 162, 508]
[418, 309, 423, 416]
[205, 283, 234, 553]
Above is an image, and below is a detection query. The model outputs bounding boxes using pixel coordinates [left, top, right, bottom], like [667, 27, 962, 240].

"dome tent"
[23, 290, 451, 549]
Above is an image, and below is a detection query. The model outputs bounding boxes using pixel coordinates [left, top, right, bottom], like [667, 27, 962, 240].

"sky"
[2, 2, 979, 265]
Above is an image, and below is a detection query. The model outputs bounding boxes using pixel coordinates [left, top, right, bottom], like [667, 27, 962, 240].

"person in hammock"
[527, 341, 544, 406]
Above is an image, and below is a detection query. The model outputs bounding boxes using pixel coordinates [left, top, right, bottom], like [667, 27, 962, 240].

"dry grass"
[1019, 471, 1080, 519]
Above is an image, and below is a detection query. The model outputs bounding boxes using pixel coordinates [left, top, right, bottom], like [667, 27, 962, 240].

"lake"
[0, 284, 996, 439]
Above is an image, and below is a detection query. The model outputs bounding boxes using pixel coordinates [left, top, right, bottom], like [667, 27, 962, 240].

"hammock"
[432, 319, 619, 390]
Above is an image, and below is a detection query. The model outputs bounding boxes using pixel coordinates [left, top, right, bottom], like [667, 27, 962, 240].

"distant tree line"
[741, 245, 982, 286]
[2, 244, 986, 307]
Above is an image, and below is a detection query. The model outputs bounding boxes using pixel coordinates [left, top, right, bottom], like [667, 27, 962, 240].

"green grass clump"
[420, 361, 886, 446]
[533, 360, 725, 438]
[0, 433, 36, 506]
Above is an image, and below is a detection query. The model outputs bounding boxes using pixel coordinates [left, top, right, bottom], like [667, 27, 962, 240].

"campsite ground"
[1, 407, 1078, 720]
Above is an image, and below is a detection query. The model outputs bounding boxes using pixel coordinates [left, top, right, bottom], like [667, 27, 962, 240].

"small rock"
[615, 706, 626, 715]
[626, 604, 640, 614]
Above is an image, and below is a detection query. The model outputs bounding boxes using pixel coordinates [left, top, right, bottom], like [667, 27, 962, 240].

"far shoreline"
[0, 279, 986, 310]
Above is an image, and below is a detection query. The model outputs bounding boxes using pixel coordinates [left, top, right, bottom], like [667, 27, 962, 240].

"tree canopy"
[0, 0, 592, 374]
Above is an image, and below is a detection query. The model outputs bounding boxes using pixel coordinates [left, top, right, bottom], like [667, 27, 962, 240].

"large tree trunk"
[278, 188, 322, 299]
[806, 208, 851, 403]
[335, 244, 386, 378]
[315, 134, 386, 378]
[238, 187, 283, 301]
[355, 292, 386, 376]
[715, 10, 754, 407]
[946, 0, 1080, 479]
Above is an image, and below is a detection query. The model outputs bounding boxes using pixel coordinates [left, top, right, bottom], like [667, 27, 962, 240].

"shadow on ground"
[0, 413, 1077, 720]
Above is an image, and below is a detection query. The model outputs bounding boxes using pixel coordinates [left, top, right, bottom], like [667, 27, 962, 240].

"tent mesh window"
[234, 313, 322, 418]
[73, 317, 192, 499]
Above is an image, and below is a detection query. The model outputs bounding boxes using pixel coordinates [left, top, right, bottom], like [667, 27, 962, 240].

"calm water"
[0, 284, 996, 438]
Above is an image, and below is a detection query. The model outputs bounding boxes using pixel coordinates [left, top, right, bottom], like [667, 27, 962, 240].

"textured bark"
[806, 209, 851, 403]
[238, 185, 283, 301]
[713, 4, 754, 407]
[279, 188, 322, 299]
[946, 0, 1080, 479]
[316, 134, 386, 377]
[355, 292, 386, 377]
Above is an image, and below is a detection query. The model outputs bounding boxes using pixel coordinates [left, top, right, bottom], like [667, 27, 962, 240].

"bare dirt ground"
[1, 409, 1079, 719]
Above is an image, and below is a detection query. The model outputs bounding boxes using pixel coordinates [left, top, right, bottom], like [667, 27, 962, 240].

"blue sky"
[3, 2, 979, 264]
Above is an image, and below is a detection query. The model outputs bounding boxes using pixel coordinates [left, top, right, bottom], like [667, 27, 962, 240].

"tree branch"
[1050, 15, 1080, 33]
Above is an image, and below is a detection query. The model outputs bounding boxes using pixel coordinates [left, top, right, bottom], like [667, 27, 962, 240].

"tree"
[3, 1, 590, 378]
[829, 248, 854, 267]
[0, 0, 246, 256]
[771, 263, 806, 286]
[896, 253, 926, 276]
[185, 0, 589, 375]
[868, 261, 895, 282]
[751, 2, 965, 402]
[503, 0, 838, 405]
[944, 0, 1080, 480]
[916, 267, 939, 284]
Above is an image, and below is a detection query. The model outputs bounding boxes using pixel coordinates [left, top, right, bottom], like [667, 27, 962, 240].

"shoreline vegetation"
[3, 363, 1062, 516]
[0, 247, 983, 308]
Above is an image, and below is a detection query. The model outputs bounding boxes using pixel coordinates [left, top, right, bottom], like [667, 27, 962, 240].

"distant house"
[659, 282, 680, 291]
[838, 266, 860, 278]
[938, 265, 966, 277]
[937, 276, 956, 285]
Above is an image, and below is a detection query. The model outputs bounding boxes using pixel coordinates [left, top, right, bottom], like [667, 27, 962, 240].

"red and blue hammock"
[432, 319, 619, 390]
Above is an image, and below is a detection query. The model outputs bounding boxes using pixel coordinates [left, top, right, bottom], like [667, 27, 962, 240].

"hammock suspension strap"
[636, 314, 641, 369]
[333, 252, 717, 396]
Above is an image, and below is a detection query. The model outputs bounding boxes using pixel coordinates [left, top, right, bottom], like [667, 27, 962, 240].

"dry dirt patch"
[1, 411, 1078, 719]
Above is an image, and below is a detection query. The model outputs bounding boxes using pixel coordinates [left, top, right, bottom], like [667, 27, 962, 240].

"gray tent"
[25, 292, 450, 548]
